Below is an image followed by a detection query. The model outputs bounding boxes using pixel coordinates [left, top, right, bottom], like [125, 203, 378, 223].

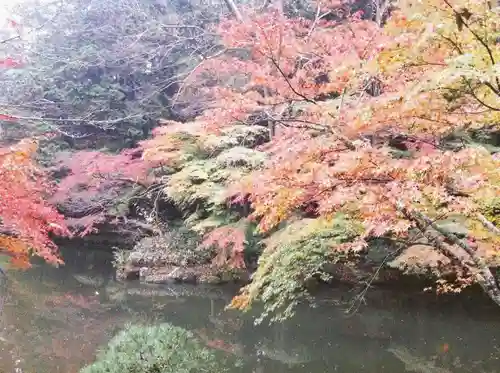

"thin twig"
[6, 113, 152, 125]
[306, 4, 322, 40]
[268, 56, 318, 105]
[443, 0, 500, 90]
[463, 78, 500, 111]
[0, 6, 63, 45]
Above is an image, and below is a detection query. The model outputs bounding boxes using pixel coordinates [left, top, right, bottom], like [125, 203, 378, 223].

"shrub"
[80, 323, 224, 373]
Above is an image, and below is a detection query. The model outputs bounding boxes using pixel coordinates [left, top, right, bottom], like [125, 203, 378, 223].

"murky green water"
[1, 247, 500, 373]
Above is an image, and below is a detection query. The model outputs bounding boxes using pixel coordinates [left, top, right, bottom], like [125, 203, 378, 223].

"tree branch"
[268, 56, 318, 105]
[463, 78, 500, 111]
[397, 202, 500, 307]
[477, 213, 500, 236]
[443, 0, 500, 90]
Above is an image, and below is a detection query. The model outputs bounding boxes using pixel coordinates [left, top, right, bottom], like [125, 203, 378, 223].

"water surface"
[1, 248, 500, 373]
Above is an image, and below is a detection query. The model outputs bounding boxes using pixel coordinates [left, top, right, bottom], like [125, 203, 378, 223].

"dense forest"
[0, 0, 499, 330]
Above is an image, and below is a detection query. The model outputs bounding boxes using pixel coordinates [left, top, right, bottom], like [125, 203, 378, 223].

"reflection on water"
[1, 249, 500, 373]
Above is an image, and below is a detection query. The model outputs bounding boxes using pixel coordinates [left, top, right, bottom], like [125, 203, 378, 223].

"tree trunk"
[223, 0, 244, 22]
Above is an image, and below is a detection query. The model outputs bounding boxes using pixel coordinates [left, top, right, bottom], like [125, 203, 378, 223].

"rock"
[128, 247, 165, 267]
[129, 232, 211, 267]
[139, 265, 214, 285]
[73, 274, 105, 287]
[198, 273, 223, 284]
[139, 267, 151, 279]
[115, 226, 250, 286]
[388, 242, 500, 275]
[131, 262, 247, 286]
[388, 244, 450, 274]
[116, 264, 140, 281]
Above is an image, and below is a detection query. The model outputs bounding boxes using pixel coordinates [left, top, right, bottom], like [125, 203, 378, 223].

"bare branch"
[477, 213, 500, 236]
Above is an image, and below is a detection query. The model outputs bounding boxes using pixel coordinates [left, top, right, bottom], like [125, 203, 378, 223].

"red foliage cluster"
[201, 226, 246, 268]
[50, 149, 152, 235]
[185, 6, 386, 133]
[53, 148, 150, 194]
[145, 0, 500, 309]
[0, 114, 18, 121]
[0, 139, 70, 267]
[179, 1, 499, 243]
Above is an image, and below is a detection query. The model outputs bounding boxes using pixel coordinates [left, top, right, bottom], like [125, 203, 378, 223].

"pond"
[1, 247, 500, 373]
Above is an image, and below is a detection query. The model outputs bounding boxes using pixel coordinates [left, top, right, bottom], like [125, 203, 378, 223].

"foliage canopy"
[0, 0, 499, 323]
[138, 0, 500, 320]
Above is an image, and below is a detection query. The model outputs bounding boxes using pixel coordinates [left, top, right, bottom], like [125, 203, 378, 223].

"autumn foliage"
[186, 0, 499, 241]
[0, 0, 499, 321]
[50, 148, 150, 235]
[0, 138, 70, 267]
[137, 0, 500, 318]
[0, 16, 71, 268]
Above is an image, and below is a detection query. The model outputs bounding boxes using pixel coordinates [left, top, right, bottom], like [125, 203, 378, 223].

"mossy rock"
[126, 228, 209, 267]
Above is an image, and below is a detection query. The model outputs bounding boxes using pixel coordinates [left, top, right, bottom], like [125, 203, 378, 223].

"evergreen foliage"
[80, 323, 224, 373]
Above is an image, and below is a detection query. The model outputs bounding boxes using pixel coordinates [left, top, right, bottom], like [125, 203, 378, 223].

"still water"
[1, 248, 500, 373]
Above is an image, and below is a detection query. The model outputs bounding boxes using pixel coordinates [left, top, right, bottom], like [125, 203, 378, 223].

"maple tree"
[0, 136, 70, 268]
[137, 0, 500, 321]
[0, 0, 253, 251]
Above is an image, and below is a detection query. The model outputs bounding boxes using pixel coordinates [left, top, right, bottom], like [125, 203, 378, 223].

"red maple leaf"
[0, 113, 18, 121]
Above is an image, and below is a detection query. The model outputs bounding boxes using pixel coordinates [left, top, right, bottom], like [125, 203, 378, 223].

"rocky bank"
[114, 227, 248, 285]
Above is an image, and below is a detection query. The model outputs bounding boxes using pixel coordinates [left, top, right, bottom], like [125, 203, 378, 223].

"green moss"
[165, 172, 228, 210]
[163, 148, 264, 212]
[188, 214, 232, 235]
[201, 125, 269, 154]
[215, 147, 266, 169]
